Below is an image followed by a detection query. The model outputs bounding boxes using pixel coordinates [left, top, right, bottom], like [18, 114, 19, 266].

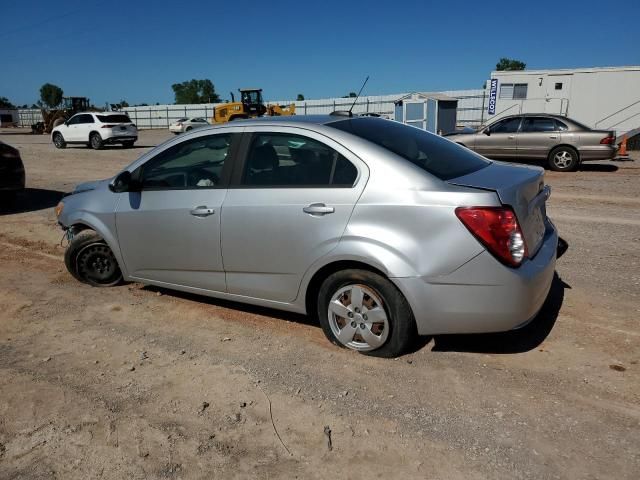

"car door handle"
[549, 135, 558, 139]
[190, 206, 215, 217]
[508, 135, 515, 139]
[303, 203, 335, 215]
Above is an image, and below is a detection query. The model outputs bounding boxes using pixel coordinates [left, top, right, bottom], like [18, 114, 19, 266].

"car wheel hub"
[554, 151, 572, 168]
[77, 244, 117, 283]
[328, 284, 389, 351]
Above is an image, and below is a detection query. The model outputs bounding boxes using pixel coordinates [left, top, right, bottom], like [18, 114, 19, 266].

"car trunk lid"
[448, 162, 549, 257]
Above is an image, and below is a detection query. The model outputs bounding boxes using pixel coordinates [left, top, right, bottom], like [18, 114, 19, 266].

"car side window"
[555, 120, 568, 131]
[79, 114, 94, 124]
[67, 115, 81, 125]
[491, 117, 521, 133]
[522, 117, 556, 132]
[242, 133, 357, 187]
[140, 134, 232, 190]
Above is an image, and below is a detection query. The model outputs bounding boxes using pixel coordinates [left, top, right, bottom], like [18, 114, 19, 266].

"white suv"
[52, 112, 137, 150]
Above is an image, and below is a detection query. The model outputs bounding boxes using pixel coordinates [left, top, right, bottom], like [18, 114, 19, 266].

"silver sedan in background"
[447, 114, 616, 171]
[55, 115, 559, 357]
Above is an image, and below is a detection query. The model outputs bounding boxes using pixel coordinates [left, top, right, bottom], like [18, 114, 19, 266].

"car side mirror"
[484, 128, 491, 136]
[64, 121, 69, 126]
[109, 171, 139, 193]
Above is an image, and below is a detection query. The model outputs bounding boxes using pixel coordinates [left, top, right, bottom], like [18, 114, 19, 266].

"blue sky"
[1, 0, 639, 106]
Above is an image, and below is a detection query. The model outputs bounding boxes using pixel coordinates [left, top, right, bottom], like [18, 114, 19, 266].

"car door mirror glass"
[484, 128, 491, 136]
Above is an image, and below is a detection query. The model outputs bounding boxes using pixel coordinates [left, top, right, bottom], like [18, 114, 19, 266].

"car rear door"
[115, 129, 240, 292]
[517, 116, 562, 159]
[474, 116, 522, 159]
[221, 126, 367, 303]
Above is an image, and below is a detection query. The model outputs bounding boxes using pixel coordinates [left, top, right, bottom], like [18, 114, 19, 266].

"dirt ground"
[0, 128, 638, 479]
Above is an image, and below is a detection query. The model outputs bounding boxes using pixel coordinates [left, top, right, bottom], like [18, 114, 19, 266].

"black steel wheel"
[65, 231, 122, 287]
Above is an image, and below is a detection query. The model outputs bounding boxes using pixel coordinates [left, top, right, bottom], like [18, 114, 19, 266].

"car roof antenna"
[348, 76, 369, 116]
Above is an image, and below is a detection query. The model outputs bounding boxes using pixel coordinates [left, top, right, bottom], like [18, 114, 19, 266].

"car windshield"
[329, 117, 490, 180]
[176, 118, 188, 122]
[97, 114, 131, 123]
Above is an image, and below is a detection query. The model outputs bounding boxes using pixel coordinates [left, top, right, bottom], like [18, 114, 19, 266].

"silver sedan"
[55, 115, 559, 357]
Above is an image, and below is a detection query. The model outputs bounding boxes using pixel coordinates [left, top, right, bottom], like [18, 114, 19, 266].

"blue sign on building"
[487, 79, 498, 115]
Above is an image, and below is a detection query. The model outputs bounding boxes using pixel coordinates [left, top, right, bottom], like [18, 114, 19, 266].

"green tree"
[0, 96, 16, 109]
[296, 94, 305, 101]
[119, 99, 130, 108]
[342, 92, 358, 98]
[39, 83, 64, 108]
[171, 79, 220, 104]
[495, 58, 526, 71]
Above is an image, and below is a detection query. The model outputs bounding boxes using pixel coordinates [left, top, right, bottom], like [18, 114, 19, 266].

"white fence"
[12, 89, 490, 130]
[119, 90, 489, 129]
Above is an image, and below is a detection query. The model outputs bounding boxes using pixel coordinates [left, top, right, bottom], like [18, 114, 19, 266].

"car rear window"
[97, 114, 131, 123]
[328, 117, 489, 180]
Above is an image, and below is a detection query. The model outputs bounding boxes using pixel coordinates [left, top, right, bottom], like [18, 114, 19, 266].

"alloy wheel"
[553, 150, 573, 169]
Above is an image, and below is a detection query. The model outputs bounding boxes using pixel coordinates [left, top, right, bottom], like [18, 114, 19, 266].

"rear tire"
[548, 146, 579, 172]
[64, 231, 122, 287]
[90, 132, 103, 150]
[53, 132, 66, 149]
[317, 269, 416, 358]
[122, 141, 135, 148]
[185, 126, 193, 132]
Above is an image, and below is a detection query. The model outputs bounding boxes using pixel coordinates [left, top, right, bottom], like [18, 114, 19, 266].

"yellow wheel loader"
[211, 88, 295, 123]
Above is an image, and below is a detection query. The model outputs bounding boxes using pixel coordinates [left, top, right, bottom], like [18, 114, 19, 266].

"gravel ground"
[0, 128, 638, 479]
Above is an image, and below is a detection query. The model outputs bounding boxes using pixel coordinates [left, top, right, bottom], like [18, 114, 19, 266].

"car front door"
[114, 130, 239, 292]
[517, 116, 562, 159]
[474, 116, 522, 159]
[221, 127, 367, 303]
[64, 114, 83, 141]
[77, 114, 95, 142]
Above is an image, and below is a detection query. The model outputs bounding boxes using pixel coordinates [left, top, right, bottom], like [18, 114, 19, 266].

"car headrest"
[250, 143, 279, 170]
[291, 148, 316, 165]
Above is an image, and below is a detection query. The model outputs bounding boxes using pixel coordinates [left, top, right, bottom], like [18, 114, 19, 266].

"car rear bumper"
[103, 136, 137, 145]
[578, 145, 616, 161]
[392, 221, 558, 335]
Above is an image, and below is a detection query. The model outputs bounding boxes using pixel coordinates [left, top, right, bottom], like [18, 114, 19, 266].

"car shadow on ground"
[0, 188, 65, 215]
[101, 145, 155, 150]
[429, 272, 569, 354]
[578, 163, 619, 172]
[141, 285, 319, 328]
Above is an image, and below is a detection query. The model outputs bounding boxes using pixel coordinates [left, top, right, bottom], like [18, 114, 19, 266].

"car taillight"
[176, 122, 182, 126]
[600, 136, 615, 145]
[455, 206, 527, 267]
[101, 124, 116, 128]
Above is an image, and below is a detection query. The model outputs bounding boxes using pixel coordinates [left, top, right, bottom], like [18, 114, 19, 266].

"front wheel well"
[549, 144, 579, 159]
[304, 260, 388, 317]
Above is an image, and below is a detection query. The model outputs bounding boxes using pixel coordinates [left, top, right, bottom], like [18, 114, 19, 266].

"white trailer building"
[487, 66, 640, 139]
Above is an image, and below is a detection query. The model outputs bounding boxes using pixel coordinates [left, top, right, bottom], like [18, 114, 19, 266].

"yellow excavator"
[211, 88, 295, 123]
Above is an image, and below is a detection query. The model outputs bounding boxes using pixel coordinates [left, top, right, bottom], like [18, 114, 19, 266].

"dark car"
[0, 141, 25, 200]
[446, 114, 616, 172]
